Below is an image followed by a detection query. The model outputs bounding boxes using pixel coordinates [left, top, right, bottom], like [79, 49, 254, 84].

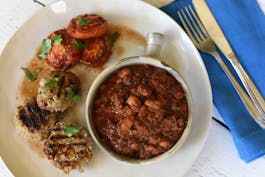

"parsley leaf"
[73, 39, 88, 50]
[65, 87, 80, 102]
[74, 39, 82, 49]
[108, 32, 120, 46]
[39, 38, 52, 59]
[21, 67, 40, 82]
[77, 18, 91, 26]
[51, 35, 62, 46]
[46, 77, 59, 88]
[39, 35, 63, 59]
[63, 125, 82, 137]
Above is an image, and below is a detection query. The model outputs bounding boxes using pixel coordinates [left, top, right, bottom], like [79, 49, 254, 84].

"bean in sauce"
[92, 64, 188, 159]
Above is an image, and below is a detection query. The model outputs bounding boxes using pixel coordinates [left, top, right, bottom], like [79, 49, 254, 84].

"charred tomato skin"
[80, 35, 112, 67]
[46, 29, 81, 71]
[66, 14, 108, 40]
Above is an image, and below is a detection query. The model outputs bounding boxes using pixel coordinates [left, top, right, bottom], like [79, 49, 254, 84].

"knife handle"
[228, 53, 265, 122]
[211, 51, 263, 126]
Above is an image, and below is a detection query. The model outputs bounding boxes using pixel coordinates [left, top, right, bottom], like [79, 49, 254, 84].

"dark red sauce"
[92, 64, 188, 159]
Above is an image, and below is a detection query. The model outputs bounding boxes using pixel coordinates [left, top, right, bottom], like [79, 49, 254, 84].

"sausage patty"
[43, 121, 93, 174]
[14, 100, 57, 141]
[37, 70, 81, 112]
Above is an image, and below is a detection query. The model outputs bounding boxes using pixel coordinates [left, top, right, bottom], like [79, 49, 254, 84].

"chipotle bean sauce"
[92, 64, 188, 159]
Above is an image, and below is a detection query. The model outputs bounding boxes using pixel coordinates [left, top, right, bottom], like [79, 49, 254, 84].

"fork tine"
[177, 10, 198, 44]
[188, 5, 208, 38]
[178, 9, 201, 43]
[185, 6, 204, 39]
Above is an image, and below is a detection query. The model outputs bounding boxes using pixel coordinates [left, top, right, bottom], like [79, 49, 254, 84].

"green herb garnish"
[73, 39, 88, 50]
[108, 32, 120, 46]
[39, 35, 63, 59]
[39, 38, 52, 59]
[21, 67, 40, 82]
[65, 87, 80, 102]
[63, 125, 82, 137]
[46, 77, 59, 88]
[77, 18, 91, 26]
[50, 35, 62, 46]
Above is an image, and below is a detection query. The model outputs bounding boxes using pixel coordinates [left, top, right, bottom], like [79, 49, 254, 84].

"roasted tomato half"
[80, 36, 112, 67]
[46, 29, 81, 70]
[66, 14, 108, 39]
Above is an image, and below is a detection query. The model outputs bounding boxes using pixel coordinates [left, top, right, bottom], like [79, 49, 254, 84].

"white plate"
[0, 0, 212, 177]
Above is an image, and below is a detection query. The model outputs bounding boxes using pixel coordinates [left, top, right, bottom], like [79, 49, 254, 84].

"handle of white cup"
[144, 32, 164, 58]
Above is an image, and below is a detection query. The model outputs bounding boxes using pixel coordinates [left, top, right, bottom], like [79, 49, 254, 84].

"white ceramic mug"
[85, 33, 193, 164]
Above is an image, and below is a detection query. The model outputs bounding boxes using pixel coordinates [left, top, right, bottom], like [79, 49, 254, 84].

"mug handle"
[144, 32, 164, 58]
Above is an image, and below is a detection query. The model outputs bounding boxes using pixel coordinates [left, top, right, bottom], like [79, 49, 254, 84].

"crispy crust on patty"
[37, 70, 81, 112]
[14, 100, 57, 141]
[43, 121, 93, 174]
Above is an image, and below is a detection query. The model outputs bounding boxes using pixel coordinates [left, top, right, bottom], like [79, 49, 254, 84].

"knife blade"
[193, 0, 265, 123]
[192, 0, 233, 56]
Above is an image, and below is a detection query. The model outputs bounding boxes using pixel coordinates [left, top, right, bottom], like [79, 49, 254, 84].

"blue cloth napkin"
[161, 0, 265, 162]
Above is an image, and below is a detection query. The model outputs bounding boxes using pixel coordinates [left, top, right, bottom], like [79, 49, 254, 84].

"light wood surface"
[0, 0, 265, 177]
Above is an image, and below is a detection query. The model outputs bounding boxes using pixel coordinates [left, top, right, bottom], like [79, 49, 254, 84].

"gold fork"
[177, 5, 264, 126]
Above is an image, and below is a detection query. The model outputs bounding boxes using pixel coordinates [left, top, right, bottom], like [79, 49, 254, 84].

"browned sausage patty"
[37, 70, 81, 112]
[14, 100, 57, 141]
[43, 121, 93, 174]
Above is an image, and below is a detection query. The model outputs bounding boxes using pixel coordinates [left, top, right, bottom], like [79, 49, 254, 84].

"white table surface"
[0, 0, 265, 177]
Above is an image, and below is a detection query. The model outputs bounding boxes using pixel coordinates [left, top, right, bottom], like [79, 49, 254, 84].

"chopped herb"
[63, 125, 82, 137]
[38, 53, 47, 59]
[74, 39, 82, 49]
[74, 39, 88, 50]
[65, 87, 80, 102]
[50, 35, 62, 46]
[39, 38, 52, 59]
[39, 35, 63, 59]
[46, 77, 59, 88]
[108, 32, 120, 46]
[21, 67, 40, 82]
[77, 18, 91, 26]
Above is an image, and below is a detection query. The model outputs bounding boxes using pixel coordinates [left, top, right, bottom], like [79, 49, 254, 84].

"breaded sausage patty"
[14, 100, 57, 141]
[44, 121, 93, 174]
[47, 29, 81, 70]
[37, 70, 81, 112]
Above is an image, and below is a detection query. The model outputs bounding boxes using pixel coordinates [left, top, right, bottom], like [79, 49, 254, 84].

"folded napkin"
[161, 0, 265, 162]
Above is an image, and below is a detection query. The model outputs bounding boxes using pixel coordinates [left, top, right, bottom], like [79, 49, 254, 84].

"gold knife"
[193, 0, 265, 122]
